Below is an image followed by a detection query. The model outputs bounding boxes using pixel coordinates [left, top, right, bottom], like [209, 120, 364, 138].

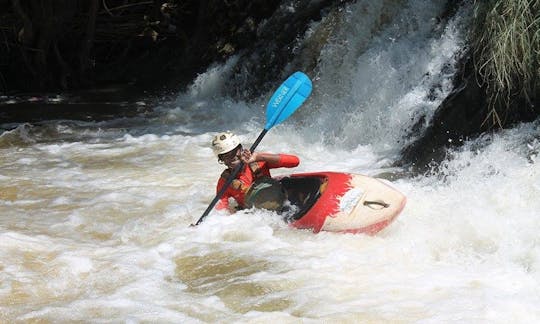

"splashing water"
[1, 1, 539, 322]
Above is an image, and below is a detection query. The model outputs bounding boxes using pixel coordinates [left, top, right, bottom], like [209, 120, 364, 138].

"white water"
[2, 1, 540, 322]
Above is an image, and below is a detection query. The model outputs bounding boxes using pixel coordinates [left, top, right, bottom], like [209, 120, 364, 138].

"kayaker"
[211, 131, 299, 212]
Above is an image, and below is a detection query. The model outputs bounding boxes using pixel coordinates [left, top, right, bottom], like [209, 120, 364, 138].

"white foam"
[57, 253, 93, 274]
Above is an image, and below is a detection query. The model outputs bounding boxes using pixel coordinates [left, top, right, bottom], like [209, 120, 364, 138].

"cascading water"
[1, 0, 539, 322]
[305, 0, 468, 151]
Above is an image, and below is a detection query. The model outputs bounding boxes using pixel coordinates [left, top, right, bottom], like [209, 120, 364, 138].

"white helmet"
[211, 131, 240, 156]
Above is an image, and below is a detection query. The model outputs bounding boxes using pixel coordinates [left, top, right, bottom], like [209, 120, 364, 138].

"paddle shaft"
[193, 129, 268, 225]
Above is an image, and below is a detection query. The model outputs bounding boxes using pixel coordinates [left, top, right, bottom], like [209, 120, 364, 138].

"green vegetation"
[473, 0, 540, 127]
[0, 0, 281, 93]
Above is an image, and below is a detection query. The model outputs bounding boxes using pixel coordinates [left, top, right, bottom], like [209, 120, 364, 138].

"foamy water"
[2, 1, 540, 322]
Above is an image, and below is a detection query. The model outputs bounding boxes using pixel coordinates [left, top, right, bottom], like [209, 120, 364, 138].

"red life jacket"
[216, 154, 299, 211]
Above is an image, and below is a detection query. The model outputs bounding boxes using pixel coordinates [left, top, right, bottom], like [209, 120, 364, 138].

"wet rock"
[400, 54, 540, 172]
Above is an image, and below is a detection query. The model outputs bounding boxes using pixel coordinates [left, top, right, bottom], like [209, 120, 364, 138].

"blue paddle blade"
[265, 71, 312, 130]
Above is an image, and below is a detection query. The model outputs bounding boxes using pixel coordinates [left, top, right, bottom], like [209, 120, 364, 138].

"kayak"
[278, 172, 406, 234]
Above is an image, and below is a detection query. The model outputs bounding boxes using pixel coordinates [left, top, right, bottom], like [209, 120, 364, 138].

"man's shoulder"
[220, 169, 231, 179]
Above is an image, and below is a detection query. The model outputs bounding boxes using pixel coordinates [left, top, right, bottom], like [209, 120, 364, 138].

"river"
[1, 0, 539, 322]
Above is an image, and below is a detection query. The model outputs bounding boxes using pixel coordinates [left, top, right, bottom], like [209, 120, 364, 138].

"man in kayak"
[212, 131, 299, 212]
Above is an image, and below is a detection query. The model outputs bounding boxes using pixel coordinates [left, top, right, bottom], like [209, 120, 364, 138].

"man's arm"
[241, 150, 299, 168]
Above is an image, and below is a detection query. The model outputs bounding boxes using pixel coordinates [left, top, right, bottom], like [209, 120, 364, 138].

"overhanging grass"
[472, 0, 540, 127]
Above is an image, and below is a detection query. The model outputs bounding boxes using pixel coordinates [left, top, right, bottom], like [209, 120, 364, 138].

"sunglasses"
[218, 146, 241, 164]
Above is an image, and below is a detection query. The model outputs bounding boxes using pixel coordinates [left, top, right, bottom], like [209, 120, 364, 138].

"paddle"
[192, 71, 312, 226]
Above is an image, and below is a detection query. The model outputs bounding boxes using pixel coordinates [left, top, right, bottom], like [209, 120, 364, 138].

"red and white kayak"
[279, 172, 406, 234]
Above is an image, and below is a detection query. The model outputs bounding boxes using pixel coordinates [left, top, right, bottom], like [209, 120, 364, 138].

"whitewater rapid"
[1, 0, 540, 322]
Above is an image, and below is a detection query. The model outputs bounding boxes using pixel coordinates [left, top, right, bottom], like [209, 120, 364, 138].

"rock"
[400, 53, 540, 172]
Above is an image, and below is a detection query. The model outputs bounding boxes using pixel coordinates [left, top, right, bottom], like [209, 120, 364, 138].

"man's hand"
[240, 149, 258, 164]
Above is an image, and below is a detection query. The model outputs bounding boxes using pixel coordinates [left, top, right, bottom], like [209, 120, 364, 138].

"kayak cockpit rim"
[280, 175, 326, 221]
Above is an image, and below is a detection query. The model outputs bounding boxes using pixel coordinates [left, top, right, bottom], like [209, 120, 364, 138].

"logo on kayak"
[272, 86, 289, 108]
[339, 188, 364, 213]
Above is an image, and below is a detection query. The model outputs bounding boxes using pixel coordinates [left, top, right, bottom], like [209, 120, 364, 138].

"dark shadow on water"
[0, 85, 163, 126]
